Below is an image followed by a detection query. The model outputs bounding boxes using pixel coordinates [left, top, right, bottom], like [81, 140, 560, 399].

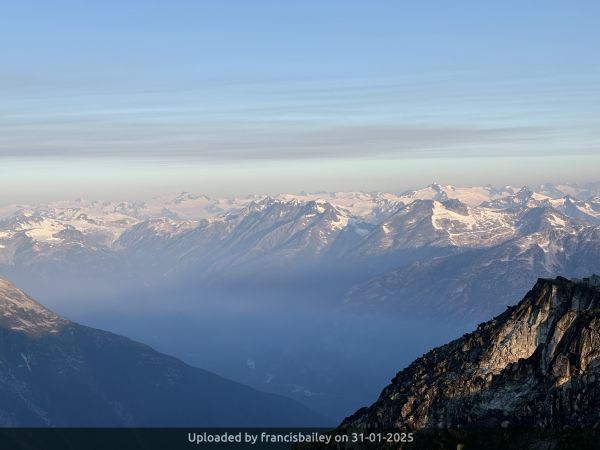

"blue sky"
[1, 1, 599, 202]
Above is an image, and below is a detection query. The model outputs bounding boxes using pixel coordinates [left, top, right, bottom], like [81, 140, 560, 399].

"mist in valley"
[23, 274, 468, 421]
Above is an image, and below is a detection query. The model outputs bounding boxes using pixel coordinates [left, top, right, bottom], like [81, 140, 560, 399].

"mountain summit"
[341, 275, 600, 430]
[0, 278, 67, 335]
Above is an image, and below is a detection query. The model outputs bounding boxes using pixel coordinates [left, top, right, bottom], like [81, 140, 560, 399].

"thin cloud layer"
[0, 117, 550, 161]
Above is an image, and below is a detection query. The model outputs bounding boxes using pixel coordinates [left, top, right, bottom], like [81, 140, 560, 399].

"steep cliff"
[342, 275, 600, 430]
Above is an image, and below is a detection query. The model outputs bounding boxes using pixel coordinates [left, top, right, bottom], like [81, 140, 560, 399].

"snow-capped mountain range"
[2, 182, 600, 318]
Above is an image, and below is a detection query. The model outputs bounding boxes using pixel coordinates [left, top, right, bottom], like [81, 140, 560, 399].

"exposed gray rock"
[341, 276, 600, 430]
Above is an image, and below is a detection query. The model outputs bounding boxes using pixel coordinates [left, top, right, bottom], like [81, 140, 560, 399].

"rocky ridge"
[341, 275, 600, 430]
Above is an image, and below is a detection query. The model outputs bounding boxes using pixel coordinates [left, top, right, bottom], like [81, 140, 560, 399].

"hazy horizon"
[1, 174, 600, 207]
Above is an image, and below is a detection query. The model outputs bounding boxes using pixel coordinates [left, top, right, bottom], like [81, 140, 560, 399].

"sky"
[1, 0, 599, 203]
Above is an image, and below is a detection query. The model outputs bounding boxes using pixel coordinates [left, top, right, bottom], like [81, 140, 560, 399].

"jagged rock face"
[341, 276, 600, 430]
[0, 278, 67, 335]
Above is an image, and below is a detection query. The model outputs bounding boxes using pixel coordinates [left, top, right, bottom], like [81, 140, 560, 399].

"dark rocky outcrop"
[342, 276, 600, 431]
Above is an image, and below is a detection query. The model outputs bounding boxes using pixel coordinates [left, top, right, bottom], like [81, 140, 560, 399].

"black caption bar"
[1, 428, 600, 450]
